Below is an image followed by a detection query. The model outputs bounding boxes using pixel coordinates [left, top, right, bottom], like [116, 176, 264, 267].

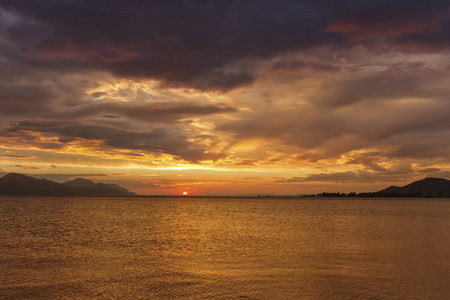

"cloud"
[181, 71, 256, 93]
[0, 0, 448, 99]
[6, 120, 219, 162]
[0, 53, 238, 162]
[27, 173, 121, 181]
[0, 154, 35, 158]
[272, 59, 341, 73]
[218, 60, 450, 167]
[131, 180, 177, 189]
[233, 159, 257, 166]
[14, 165, 46, 170]
[276, 159, 450, 185]
[0, 59, 100, 119]
[45, 101, 238, 123]
[327, 16, 439, 40]
[0, 1, 341, 91]
[277, 170, 415, 184]
[0, 3, 254, 91]
[1, 1, 450, 189]
[313, 70, 447, 108]
[324, 1, 450, 53]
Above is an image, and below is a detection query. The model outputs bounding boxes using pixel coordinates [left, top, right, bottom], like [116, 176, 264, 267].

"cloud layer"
[2, 1, 450, 90]
[1, 1, 450, 192]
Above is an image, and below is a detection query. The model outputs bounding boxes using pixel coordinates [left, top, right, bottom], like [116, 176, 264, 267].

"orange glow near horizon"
[182, 191, 188, 195]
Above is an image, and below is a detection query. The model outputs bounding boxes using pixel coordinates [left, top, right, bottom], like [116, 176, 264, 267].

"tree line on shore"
[314, 192, 441, 198]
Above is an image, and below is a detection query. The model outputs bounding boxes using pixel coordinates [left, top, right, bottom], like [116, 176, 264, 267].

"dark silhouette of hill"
[377, 177, 450, 197]
[63, 178, 97, 188]
[0, 173, 136, 196]
[0, 173, 72, 196]
[63, 178, 137, 196]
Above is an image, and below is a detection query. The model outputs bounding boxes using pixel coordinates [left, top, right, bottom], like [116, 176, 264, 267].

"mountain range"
[0, 173, 136, 196]
[377, 177, 450, 197]
[1, 173, 449, 197]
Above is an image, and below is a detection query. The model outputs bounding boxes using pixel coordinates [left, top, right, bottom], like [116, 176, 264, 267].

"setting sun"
[182, 192, 188, 195]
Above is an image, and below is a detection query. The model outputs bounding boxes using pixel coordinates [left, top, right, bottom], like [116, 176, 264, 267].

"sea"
[1, 196, 450, 299]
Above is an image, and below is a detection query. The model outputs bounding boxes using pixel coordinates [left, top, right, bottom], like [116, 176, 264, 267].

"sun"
[182, 191, 188, 195]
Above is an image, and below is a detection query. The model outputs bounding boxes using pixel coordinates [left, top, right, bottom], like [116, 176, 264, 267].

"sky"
[1, 1, 450, 195]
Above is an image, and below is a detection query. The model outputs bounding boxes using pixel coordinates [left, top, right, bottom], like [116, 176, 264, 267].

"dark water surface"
[1, 196, 450, 299]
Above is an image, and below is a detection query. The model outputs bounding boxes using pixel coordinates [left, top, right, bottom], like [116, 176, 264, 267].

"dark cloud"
[325, 1, 450, 53]
[0, 154, 35, 158]
[7, 120, 218, 162]
[0, 59, 98, 117]
[276, 169, 424, 184]
[131, 180, 176, 190]
[46, 101, 237, 122]
[315, 71, 446, 108]
[0, 1, 449, 92]
[418, 168, 441, 174]
[181, 71, 256, 93]
[0, 1, 377, 91]
[0, 61, 57, 116]
[0, 127, 64, 150]
[90, 92, 107, 98]
[27, 173, 124, 182]
[14, 165, 46, 170]
[233, 159, 257, 166]
[1, 1, 318, 91]
[272, 59, 341, 73]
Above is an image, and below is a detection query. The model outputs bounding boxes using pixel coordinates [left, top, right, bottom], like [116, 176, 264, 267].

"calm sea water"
[1, 196, 450, 299]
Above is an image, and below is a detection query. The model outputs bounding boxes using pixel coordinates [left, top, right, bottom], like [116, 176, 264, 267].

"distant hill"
[62, 178, 137, 196]
[0, 173, 137, 196]
[377, 177, 450, 197]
